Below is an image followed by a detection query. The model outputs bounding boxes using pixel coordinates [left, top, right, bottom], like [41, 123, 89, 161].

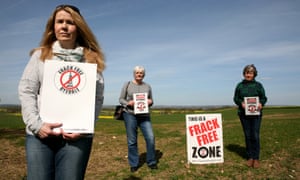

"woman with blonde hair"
[19, 4, 105, 179]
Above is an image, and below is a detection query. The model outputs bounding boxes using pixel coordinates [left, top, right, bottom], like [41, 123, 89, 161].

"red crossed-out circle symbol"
[248, 105, 256, 113]
[60, 69, 81, 90]
[137, 102, 145, 111]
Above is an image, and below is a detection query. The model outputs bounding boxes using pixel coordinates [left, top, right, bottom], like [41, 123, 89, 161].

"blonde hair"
[30, 5, 105, 72]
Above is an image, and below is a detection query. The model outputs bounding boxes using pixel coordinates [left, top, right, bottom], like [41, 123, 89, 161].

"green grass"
[0, 106, 299, 179]
[0, 111, 24, 129]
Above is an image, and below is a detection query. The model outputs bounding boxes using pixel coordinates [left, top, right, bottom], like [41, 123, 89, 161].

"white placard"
[186, 114, 224, 164]
[40, 60, 97, 133]
[133, 93, 149, 114]
[244, 96, 260, 115]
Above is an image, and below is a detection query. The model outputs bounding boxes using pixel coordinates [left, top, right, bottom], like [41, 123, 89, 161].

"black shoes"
[148, 164, 158, 170]
[130, 166, 138, 172]
[130, 164, 158, 172]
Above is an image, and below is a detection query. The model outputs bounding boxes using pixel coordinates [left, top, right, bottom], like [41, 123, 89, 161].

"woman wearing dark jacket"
[233, 64, 267, 168]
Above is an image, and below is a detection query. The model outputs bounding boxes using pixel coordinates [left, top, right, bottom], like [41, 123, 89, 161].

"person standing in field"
[18, 4, 105, 179]
[233, 64, 267, 168]
[119, 66, 157, 172]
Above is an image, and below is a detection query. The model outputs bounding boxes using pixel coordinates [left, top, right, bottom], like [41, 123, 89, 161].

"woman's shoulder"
[142, 82, 151, 88]
[28, 49, 45, 64]
[254, 80, 264, 87]
[235, 80, 244, 87]
[30, 48, 42, 57]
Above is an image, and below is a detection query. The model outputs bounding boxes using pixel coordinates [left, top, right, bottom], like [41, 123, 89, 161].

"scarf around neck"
[52, 41, 84, 62]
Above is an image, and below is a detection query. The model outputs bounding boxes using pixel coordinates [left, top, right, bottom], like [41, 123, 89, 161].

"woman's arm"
[94, 72, 104, 120]
[233, 83, 243, 107]
[18, 51, 44, 135]
[119, 81, 130, 106]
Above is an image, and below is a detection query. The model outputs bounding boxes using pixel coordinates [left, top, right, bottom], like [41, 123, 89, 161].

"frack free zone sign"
[186, 114, 224, 164]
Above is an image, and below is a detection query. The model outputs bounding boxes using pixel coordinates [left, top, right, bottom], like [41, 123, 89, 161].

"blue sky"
[0, 0, 300, 106]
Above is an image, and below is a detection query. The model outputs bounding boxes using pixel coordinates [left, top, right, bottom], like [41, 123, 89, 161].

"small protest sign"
[244, 96, 260, 115]
[133, 93, 149, 114]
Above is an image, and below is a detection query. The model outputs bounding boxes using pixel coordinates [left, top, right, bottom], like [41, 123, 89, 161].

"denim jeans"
[123, 112, 156, 167]
[239, 115, 262, 160]
[26, 135, 93, 180]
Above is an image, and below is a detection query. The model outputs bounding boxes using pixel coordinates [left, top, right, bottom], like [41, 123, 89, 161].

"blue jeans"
[239, 115, 262, 160]
[25, 135, 93, 180]
[123, 112, 156, 167]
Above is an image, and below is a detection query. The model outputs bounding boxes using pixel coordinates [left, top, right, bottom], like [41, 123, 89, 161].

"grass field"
[0, 106, 299, 179]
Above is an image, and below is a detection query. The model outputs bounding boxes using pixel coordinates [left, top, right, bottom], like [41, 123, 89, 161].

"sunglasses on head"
[56, 4, 81, 15]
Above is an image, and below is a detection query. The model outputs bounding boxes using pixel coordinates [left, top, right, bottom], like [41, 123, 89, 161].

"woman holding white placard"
[119, 66, 157, 172]
[233, 64, 267, 168]
[18, 4, 105, 179]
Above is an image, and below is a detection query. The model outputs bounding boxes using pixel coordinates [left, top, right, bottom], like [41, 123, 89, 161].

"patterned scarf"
[52, 41, 84, 62]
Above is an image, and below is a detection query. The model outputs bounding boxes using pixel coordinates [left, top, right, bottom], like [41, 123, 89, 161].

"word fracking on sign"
[186, 114, 224, 164]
